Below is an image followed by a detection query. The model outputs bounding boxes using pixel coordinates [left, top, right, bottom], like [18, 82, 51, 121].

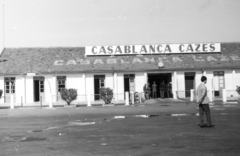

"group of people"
[143, 81, 172, 100]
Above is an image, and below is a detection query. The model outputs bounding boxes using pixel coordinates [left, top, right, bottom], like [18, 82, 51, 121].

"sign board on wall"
[27, 73, 36, 76]
[85, 43, 221, 56]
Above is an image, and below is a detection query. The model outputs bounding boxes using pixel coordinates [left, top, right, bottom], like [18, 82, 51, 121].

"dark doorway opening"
[94, 75, 105, 100]
[33, 76, 45, 102]
[124, 77, 130, 93]
[124, 74, 135, 99]
[148, 73, 172, 98]
[34, 80, 40, 102]
[124, 74, 135, 93]
[185, 72, 195, 97]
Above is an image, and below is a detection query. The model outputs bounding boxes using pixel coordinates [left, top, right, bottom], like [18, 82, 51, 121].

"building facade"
[0, 42, 240, 106]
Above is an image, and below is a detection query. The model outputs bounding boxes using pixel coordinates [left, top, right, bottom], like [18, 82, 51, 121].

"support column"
[232, 70, 235, 91]
[144, 72, 147, 84]
[190, 89, 194, 101]
[131, 91, 134, 104]
[173, 71, 177, 99]
[49, 95, 53, 108]
[52, 76, 57, 103]
[209, 89, 213, 102]
[139, 92, 142, 103]
[87, 93, 91, 106]
[45, 76, 53, 108]
[125, 92, 129, 105]
[222, 89, 227, 103]
[82, 73, 86, 101]
[24, 76, 26, 104]
[202, 69, 206, 76]
[114, 73, 118, 101]
[10, 94, 14, 109]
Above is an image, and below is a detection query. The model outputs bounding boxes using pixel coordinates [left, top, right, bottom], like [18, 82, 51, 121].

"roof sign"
[85, 43, 221, 56]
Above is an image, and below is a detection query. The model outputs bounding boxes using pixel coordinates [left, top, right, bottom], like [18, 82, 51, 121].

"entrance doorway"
[185, 72, 195, 97]
[213, 71, 225, 97]
[33, 76, 45, 102]
[148, 73, 172, 98]
[124, 74, 135, 94]
[94, 75, 105, 100]
[4, 77, 16, 103]
[124, 74, 135, 100]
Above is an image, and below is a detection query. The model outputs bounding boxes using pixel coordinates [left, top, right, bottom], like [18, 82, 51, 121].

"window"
[57, 76, 66, 92]
[40, 81, 44, 92]
[4, 77, 15, 94]
[213, 71, 225, 97]
[100, 78, 105, 88]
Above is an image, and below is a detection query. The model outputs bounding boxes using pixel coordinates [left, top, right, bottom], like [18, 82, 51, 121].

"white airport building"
[0, 42, 240, 107]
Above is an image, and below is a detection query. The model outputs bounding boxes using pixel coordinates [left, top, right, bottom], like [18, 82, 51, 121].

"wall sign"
[54, 55, 240, 66]
[85, 43, 221, 56]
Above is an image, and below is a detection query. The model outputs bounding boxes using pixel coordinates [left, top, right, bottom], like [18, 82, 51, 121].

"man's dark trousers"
[199, 103, 212, 125]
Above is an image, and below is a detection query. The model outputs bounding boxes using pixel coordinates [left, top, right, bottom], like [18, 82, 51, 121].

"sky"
[0, 0, 240, 49]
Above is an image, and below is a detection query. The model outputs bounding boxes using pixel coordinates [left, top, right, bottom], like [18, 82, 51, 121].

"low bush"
[60, 88, 77, 105]
[99, 87, 113, 104]
[236, 86, 240, 96]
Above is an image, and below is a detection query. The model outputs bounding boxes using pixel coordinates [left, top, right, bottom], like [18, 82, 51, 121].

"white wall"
[78, 74, 86, 101]
[15, 77, 25, 104]
[117, 73, 124, 100]
[176, 71, 185, 98]
[235, 70, 240, 87]
[225, 70, 233, 90]
[51, 76, 57, 103]
[195, 71, 202, 90]
[205, 70, 214, 90]
[86, 73, 94, 101]
[135, 72, 145, 93]
[234, 70, 240, 98]
[105, 73, 114, 89]
[25, 76, 34, 103]
[5, 68, 240, 105]
[66, 74, 83, 102]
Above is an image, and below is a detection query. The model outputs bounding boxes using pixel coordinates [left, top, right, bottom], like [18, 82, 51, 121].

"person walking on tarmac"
[196, 76, 215, 128]
[152, 81, 157, 98]
[159, 81, 166, 99]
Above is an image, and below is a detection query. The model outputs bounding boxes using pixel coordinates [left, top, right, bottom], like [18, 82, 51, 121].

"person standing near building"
[143, 84, 147, 100]
[159, 81, 165, 99]
[146, 83, 151, 99]
[166, 82, 172, 98]
[152, 81, 157, 98]
[196, 76, 215, 128]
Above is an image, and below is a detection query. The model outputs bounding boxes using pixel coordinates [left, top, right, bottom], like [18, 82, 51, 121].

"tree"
[60, 88, 77, 105]
[99, 87, 113, 104]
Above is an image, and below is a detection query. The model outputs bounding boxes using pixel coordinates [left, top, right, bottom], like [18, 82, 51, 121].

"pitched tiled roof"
[0, 43, 240, 75]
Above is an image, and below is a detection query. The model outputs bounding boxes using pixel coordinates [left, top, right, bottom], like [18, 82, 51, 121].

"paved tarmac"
[0, 99, 240, 156]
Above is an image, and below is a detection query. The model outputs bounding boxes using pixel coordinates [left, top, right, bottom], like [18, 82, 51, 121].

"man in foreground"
[196, 76, 215, 128]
